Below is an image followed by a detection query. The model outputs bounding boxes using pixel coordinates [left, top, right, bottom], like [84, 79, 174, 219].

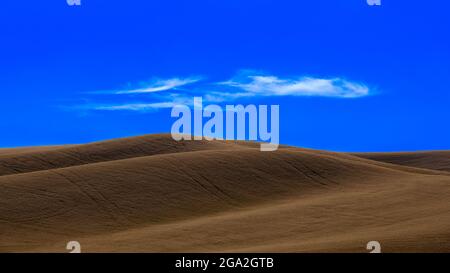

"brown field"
[0, 134, 449, 252]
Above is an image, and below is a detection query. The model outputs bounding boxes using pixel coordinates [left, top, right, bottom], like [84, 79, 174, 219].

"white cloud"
[73, 72, 372, 112]
[94, 77, 201, 95]
[94, 102, 175, 111]
[220, 74, 370, 98]
[117, 78, 199, 94]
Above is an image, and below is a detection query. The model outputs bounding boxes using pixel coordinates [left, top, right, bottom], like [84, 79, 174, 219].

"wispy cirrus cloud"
[70, 71, 373, 112]
[219, 73, 370, 98]
[93, 102, 175, 111]
[92, 77, 201, 95]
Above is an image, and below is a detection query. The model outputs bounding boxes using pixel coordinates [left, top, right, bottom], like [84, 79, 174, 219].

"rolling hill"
[0, 134, 449, 252]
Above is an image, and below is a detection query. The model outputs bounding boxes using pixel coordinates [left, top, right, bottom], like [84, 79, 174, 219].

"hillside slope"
[352, 151, 450, 172]
[0, 134, 449, 252]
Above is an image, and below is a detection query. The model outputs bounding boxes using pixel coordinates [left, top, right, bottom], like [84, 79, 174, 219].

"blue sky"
[1, 0, 449, 151]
